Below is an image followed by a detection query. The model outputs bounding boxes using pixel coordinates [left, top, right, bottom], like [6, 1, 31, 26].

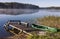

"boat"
[4, 20, 39, 36]
[31, 24, 58, 32]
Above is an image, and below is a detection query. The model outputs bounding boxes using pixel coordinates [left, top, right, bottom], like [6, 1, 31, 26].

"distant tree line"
[0, 2, 40, 9]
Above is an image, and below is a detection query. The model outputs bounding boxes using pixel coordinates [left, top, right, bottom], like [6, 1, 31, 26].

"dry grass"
[36, 16, 60, 28]
[34, 16, 60, 39]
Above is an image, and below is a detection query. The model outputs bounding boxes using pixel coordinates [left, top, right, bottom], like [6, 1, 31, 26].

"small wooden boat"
[32, 24, 57, 32]
[4, 20, 38, 36]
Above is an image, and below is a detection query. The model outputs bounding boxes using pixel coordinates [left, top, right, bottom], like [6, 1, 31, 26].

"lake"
[0, 9, 60, 37]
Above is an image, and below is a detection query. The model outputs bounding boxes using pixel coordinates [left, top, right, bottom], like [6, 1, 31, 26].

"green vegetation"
[26, 16, 60, 39]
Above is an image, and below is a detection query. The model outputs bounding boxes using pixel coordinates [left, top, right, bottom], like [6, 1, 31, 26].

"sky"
[0, 0, 60, 7]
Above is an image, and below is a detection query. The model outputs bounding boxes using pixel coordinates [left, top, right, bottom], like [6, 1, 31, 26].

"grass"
[36, 16, 60, 28]
[26, 32, 60, 39]
[26, 16, 60, 39]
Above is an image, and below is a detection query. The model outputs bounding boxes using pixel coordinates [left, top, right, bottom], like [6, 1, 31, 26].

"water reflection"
[0, 9, 39, 15]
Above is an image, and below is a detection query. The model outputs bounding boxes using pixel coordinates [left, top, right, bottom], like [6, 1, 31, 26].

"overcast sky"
[0, 0, 60, 7]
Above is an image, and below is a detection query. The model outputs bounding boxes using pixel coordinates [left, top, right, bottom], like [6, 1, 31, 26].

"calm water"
[0, 9, 60, 37]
